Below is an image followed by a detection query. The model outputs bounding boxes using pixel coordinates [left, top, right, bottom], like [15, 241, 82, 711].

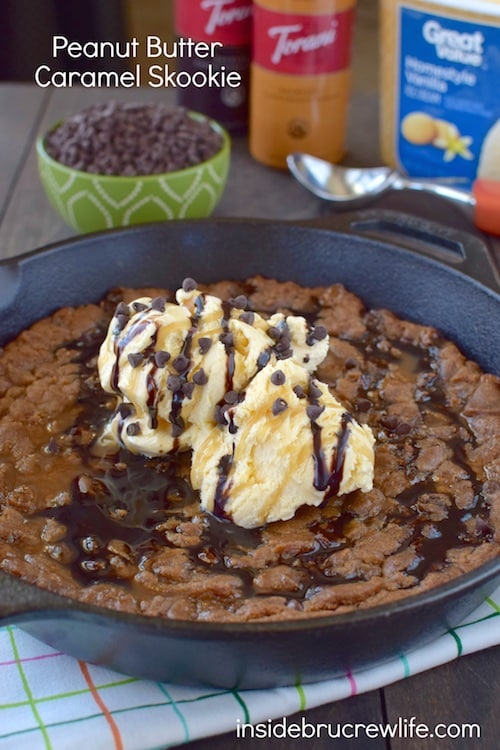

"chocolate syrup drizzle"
[110, 317, 152, 392]
[213, 451, 234, 520]
[110, 294, 209, 443]
[220, 300, 236, 392]
[312, 412, 353, 501]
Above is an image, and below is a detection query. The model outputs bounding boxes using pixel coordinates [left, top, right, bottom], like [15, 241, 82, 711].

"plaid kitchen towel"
[0, 586, 498, 750]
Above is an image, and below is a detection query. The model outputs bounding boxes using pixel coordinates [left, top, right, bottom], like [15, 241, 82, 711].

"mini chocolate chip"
[293, 385, 306, 399]
[257, 350, 271, 368]
[308, 382, 322, 400]
[356, 398, 372, 413]
[198, 337, 212, 354]
[240, 311, 255, 325]
[193, 368, 208, 385]
[173, 354, 190, 372]
[220, 332, 234, 347]
[312, 325, 328, 341]
[115, 302, 129, 317]
[182, 382, 195, 398]
[126, 422, 141, 436]
[128, 352, 144, 368]
[276, 347, 293, 360]
[115, 313, 129, 332]
[275, 336, 291, 353]
[267, 326, 282, 341]
[271, 370, 286, 386]
[132, 301, 148, 313]
[214, 404, 230, 425]
[224, 390, 238, 404]
[396, 422, 412, 435]
[151, 296, 166, 311]
[229, 294, 247, 310]
[154, 350, 171, 367]
[118, 403, 133, 418]
[272, 398, 288, 415]
[182, 277, 197, 292]
[171, 422, 184, 438]
[381, 415, 399, 431]
[306, 404, 325, 421]
[167, 374, 182, 391]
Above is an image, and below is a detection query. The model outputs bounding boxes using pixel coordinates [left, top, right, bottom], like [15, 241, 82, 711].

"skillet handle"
[304, 209, 500, 294]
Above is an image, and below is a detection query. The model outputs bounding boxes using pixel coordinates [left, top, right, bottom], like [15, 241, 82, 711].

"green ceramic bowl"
[37, 113, 231, 233]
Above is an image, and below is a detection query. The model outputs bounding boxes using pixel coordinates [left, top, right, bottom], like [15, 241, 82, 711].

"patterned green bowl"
[36, 114, 231, 233]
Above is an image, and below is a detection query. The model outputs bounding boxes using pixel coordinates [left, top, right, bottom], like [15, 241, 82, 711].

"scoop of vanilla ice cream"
[97, 284, 330, 458]
[477, 119, 500, 180]
[97, 281, 374, 528]
[98, 295, 194, 455]
[191, 359, 375, 528]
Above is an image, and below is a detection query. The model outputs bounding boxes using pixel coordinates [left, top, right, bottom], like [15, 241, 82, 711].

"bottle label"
[396, 6, 500, 185]
[252, 5, 354, 75]
[175, 0, 252, 45]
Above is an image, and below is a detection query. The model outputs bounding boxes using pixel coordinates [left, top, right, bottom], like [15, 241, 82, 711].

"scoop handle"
[472, 179, 500, 236]
[396, 175, 500, 236]
[394, 175, 474, 207]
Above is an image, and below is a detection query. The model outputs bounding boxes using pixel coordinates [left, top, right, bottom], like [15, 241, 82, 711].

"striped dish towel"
[0, 586, 498, 750]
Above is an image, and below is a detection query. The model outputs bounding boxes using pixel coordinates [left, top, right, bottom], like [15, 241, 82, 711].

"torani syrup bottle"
[250, 0, 357, 168]
[175, 0, 252, 132]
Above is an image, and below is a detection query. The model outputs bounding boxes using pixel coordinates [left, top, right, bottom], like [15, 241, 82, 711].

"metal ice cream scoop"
[287, 152, 500, 235]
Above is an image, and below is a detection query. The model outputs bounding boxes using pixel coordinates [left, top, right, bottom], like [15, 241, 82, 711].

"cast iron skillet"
[0, 210, 498, 688]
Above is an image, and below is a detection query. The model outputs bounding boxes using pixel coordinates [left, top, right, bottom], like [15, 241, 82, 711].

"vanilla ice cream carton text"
[380, 0, 500, 186]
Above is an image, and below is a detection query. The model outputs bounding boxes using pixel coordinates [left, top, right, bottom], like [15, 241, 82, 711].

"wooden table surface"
[0, 83, 498, 749]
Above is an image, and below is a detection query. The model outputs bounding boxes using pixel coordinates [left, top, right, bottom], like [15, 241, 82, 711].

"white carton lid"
[411, 0, 500, 18]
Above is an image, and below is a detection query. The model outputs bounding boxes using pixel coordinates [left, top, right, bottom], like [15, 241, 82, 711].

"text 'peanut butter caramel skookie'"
[0, 276, 498, 622]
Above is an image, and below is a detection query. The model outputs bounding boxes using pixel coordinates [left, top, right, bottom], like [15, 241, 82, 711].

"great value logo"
[422, 19, 484, 66]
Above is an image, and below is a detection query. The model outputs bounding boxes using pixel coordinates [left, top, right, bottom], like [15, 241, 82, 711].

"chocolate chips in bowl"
[0, 218, 498, 686]
[36, 101, 230, 233]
